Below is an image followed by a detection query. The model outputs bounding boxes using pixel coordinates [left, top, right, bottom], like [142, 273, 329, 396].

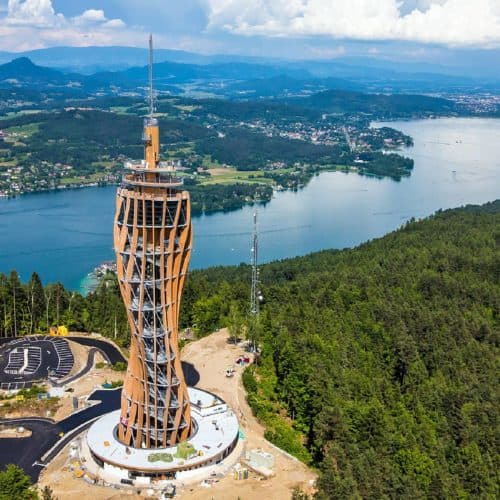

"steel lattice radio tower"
[250, 211, 259, 317]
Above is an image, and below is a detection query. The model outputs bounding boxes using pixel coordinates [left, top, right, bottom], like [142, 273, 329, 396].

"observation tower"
[85, 37, 239, 487]
[114, 35, 192, 448]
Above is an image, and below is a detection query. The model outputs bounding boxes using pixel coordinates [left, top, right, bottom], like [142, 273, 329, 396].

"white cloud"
[73, 9, 107, 26]
[206, 0, 500, 47]
[0, 0, 128, 50]
[6, 0, 64, 27]
[102, 18, 126, 29]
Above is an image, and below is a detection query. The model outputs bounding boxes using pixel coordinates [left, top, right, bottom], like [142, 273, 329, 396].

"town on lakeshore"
[0, 4, 498, 500]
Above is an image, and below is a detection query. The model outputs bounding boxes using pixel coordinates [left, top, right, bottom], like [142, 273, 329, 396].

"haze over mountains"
[0, 47, 500, 98]
[0, 46, 499, 99]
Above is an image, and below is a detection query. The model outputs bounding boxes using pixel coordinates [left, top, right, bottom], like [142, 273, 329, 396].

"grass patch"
[0, 159, 17, 167]
[200, 167, 273, 186]
[5, 123, 41, 137]
[148, 452, 173, 463]
[174, 441, 196, 459]
[173, 104, 200, 112]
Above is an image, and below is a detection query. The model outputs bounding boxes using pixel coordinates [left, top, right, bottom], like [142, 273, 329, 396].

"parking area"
[0, 336, 74, 390]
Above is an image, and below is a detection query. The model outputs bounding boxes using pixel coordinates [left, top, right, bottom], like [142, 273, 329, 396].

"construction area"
[37, 328, 316, 499]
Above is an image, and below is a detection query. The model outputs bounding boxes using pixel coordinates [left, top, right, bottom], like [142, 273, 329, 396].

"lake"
[0, 117, 498, 292]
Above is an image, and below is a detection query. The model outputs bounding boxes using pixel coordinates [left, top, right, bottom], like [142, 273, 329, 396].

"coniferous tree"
[27, 272, 45, 334]
[0, 464, 37, 500]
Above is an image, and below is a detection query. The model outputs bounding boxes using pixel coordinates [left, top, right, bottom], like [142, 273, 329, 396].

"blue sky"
[0, 1, 498, 60]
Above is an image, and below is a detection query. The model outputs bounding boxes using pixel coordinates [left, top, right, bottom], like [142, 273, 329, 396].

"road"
[67, 337, 126, 364]
[0, 418, 61, 481]
[51, 348, 98, 387]
[0, 388, 121, 482]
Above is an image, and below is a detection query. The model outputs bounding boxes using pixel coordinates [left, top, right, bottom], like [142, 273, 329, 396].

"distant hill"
[0, 57, 483, 116]
[89, 60, 310, 86]
[0, 57, 71, 85]
[0, 44, 498, 80]
[0, 56, 313, 92]
[285, 89, 458, 117]
[0, 45, 498, 94]
[224, 74, 362, 97]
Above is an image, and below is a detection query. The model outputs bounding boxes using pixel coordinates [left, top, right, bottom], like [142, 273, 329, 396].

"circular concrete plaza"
[87, 386, 239, 484]
[0, 336, 74, 390]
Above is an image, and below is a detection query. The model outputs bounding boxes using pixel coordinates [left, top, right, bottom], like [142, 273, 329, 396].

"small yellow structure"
[49, 325, 68, 336]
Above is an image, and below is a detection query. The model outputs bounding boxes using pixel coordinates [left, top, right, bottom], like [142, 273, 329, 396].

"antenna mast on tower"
[250, 211, 259, 316]
[148, 34, 154, 118]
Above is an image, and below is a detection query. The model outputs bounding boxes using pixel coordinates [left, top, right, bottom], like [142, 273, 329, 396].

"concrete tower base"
[86, 387, 240, 488]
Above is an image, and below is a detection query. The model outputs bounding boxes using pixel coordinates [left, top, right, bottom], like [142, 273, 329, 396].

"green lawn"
[90, 160, 118, 168]
[59, 173, 106, 185]
[199, 167, 273, 186]
[0, 159, 17, 167]
[109, 106, 131, 115]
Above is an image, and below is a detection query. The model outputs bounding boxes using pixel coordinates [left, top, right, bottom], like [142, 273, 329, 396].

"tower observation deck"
[114, 35, 193, 448]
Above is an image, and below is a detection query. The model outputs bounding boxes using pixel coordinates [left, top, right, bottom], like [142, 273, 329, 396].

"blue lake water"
[0, 117, 498, 291]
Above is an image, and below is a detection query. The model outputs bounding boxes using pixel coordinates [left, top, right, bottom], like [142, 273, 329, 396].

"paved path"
[67, 337, 126, 364]
[51, 348, 98, 387]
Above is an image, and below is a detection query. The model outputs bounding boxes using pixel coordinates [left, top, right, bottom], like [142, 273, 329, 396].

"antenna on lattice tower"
[148, 34, 154, 119]
[250, 210, 259, 318]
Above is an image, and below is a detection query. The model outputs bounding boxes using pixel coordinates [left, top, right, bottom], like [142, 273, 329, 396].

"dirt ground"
[67, 340, 90, 377]
[177, 329, 316, 500]
[39, 329, 316, 499]
[0, 427, 32, 437]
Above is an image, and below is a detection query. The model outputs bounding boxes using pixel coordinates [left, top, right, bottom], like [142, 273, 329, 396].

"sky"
[0, 0, 498, 60]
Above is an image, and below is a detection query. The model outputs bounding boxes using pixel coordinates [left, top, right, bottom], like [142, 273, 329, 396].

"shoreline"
[2, 116, 498, 293]
[0, 181, 119, 200]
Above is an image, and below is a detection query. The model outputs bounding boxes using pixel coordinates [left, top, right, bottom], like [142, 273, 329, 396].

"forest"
[290, 89, 459, 117]
[0, 201, 498, 499]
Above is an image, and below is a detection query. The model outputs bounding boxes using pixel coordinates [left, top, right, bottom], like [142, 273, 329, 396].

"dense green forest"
[184, 201, 500, 498]
[188, 182, 272, 214]
[0, 201, 498, 498]
[195, 127, 349, 170]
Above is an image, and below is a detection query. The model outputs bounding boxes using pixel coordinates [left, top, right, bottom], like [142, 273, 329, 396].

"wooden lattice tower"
[114, 36, 192, 448]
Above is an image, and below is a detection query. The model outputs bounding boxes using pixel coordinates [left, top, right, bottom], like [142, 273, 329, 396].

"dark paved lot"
[68, 336, 200, 385]
[0, 419, 62, 481]
[58, 388, 121, 433]
[0, 338, 72, 389]
[182, 361, 200, 387]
